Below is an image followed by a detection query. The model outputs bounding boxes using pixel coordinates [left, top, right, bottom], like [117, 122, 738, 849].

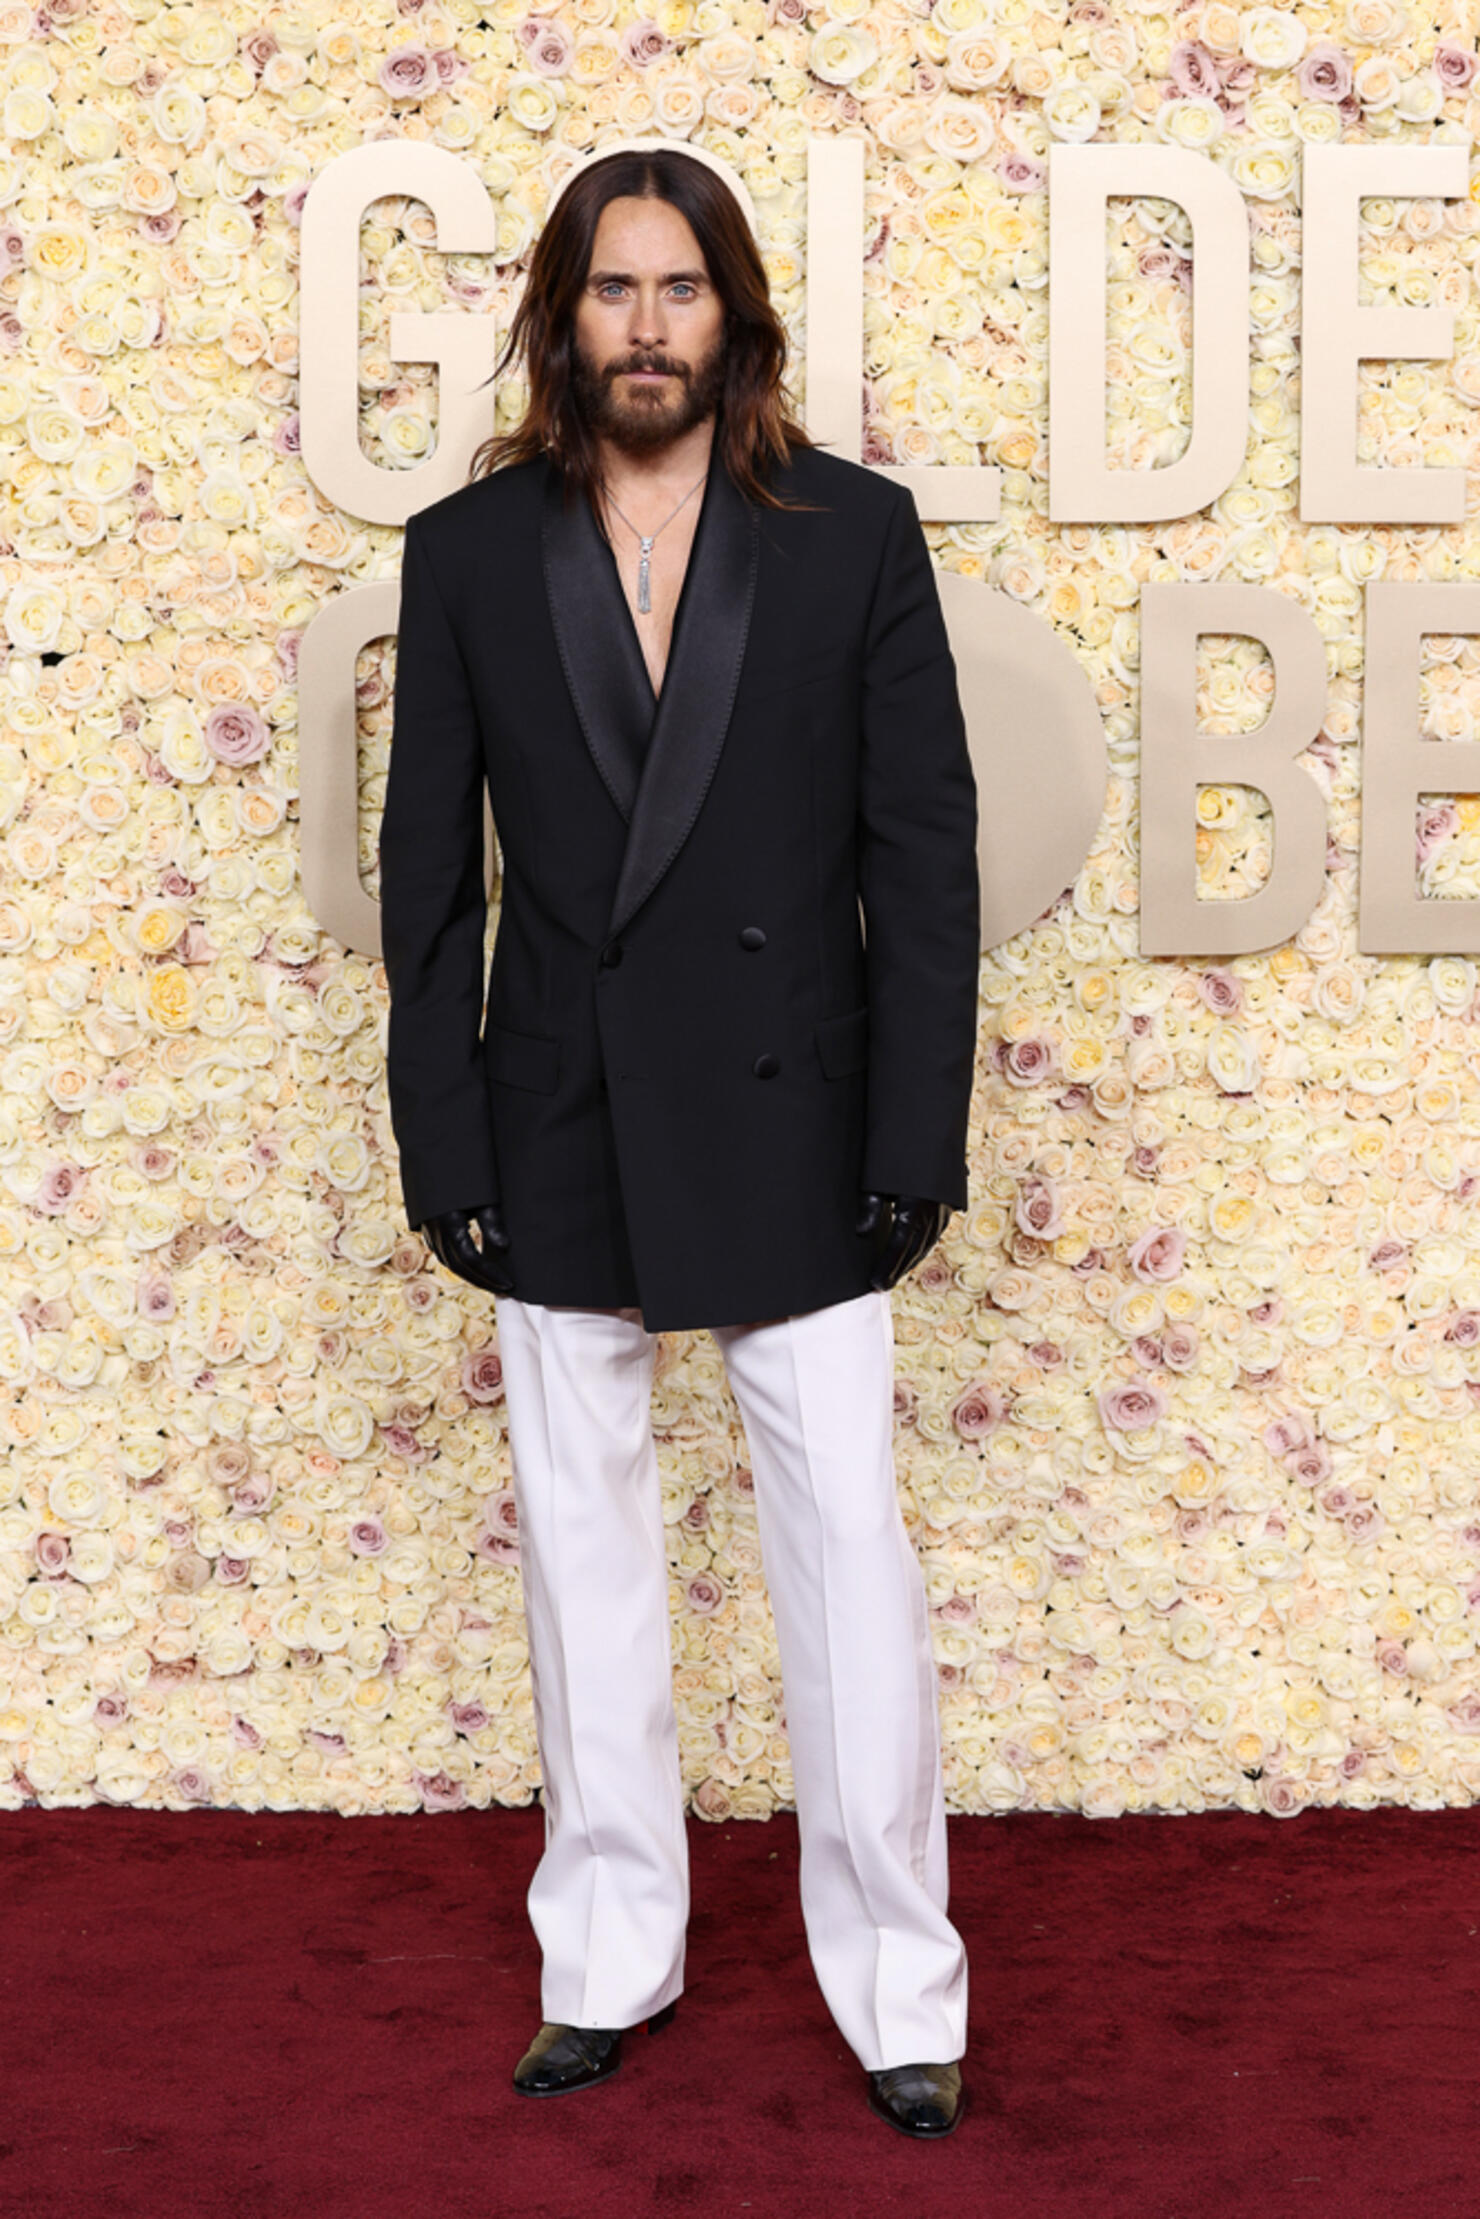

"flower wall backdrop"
[2, 0, 1480, 1821]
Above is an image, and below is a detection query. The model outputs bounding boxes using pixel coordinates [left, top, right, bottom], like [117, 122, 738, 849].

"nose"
[628, 288, 668, 344]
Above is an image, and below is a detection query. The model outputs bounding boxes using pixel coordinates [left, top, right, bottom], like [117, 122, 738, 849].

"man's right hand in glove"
[420, 1201, 514, 1296]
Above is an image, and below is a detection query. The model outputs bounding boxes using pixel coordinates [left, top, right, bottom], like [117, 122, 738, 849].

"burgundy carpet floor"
[3, 1801, 1478, 2219]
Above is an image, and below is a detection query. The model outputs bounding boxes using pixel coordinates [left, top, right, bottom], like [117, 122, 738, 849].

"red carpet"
[3, 1802, 1477, 2219]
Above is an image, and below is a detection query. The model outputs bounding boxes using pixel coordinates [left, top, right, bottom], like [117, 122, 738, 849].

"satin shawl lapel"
[540, 459, 658, 826]
[540, 452, 760, 943]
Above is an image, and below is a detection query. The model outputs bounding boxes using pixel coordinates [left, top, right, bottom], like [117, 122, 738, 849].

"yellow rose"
[147, 966, 195, 1032]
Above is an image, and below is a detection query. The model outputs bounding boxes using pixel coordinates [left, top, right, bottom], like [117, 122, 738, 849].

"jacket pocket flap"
[484, 1021, 560, 1094]
[814, 1004, 869, 1080]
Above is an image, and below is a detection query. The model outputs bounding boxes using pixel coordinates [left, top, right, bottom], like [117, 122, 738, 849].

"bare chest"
[600, 502, 701, 703]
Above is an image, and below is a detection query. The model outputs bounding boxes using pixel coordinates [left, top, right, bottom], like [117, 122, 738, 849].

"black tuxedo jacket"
[377, 439, 980, 1332]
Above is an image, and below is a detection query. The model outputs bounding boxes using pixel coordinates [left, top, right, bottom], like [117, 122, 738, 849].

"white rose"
[808, 22, 878, 84]
[1240, 8, 1307, 68]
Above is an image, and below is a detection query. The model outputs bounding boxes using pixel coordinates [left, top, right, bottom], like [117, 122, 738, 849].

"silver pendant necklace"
[602, 468, 707, 613]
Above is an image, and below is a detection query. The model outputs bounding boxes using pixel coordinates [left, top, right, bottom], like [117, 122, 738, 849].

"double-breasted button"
[600, 942, 623, 968]
[752, 1053, 780, 1079]
[739, 925, 767, 951]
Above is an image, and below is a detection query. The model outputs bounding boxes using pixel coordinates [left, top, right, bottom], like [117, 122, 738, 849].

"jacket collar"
[540, 444, 759, 942]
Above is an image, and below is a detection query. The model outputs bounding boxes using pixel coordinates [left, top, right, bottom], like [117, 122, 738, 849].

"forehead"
[587, 194, 706, 273]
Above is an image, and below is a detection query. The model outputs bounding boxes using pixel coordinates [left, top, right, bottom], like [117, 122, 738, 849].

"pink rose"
[951, 1383, 1008, 1441]
[999, 150, 1046, 193]
[35, 1532, 70, 1575]
[1296, 42, 1353, 102]
[476, 1531, 520, 1567]
[36, 1163, 83, 1214]
[518, 17, 572, 72]
[1128, 1226, 1186, 1283]
[461, 1345, 504, 1402]
[416, 1771, 467, 1812]
[1435, 44, 1478, 92]
[204, 703, 270, 767]
[1416, 800, 1458, 862]
[1014, 1175, 1064, 1239]
[379, 1422, 428, 1461]
[349, 1518, 387, 1556]
[621, 19, 669, 66]
[1162, 1324, 1200, 1371]
[685, 1573, 724, 1615]
[1289, 1441, 1332, 1485]
[1263, 1413, 1312, 1458]
[450, 1701, 489, 1734]
[1196, 969, 1242, 1014]
[1097, 1381, 1167, 1432]
[1138, 247, 1185, 286]
[1002, 1037, 1057, 1087]
[1168, 39, 1220, 98]
[694, 1776, 731, 1819]
[379, 45, 436, 98]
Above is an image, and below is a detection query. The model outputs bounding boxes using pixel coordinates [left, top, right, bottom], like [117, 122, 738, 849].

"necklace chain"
[602, 468, 707, 614]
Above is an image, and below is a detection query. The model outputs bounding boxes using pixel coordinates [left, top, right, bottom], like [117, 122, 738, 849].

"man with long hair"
[378, 144, 979, 2137]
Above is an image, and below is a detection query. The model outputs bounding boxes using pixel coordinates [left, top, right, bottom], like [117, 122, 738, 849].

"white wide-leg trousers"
[491, 1284, 968, 2072]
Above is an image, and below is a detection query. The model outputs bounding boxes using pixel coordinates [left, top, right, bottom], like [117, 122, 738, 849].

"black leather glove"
[855, 1191, 951, 1291]
[420, 1200, 515, 1295]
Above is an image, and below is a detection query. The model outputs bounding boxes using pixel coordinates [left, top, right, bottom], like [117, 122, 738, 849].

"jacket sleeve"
[377, 511, 501, 1229]
[856, 486, 980, 1213]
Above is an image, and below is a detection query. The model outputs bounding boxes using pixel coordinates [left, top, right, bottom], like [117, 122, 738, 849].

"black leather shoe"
[511, 1998, 677, 2096]
[866, 2059, 964, 2137]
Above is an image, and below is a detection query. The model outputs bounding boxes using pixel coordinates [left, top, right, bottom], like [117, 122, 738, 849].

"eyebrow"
[587, 268, 709, 286]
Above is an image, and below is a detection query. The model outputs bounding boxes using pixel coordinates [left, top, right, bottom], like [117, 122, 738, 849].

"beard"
[570, 323, 729, 457]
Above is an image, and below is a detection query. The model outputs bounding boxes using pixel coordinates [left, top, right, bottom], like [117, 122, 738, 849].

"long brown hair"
[466, 147, 828, 514]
